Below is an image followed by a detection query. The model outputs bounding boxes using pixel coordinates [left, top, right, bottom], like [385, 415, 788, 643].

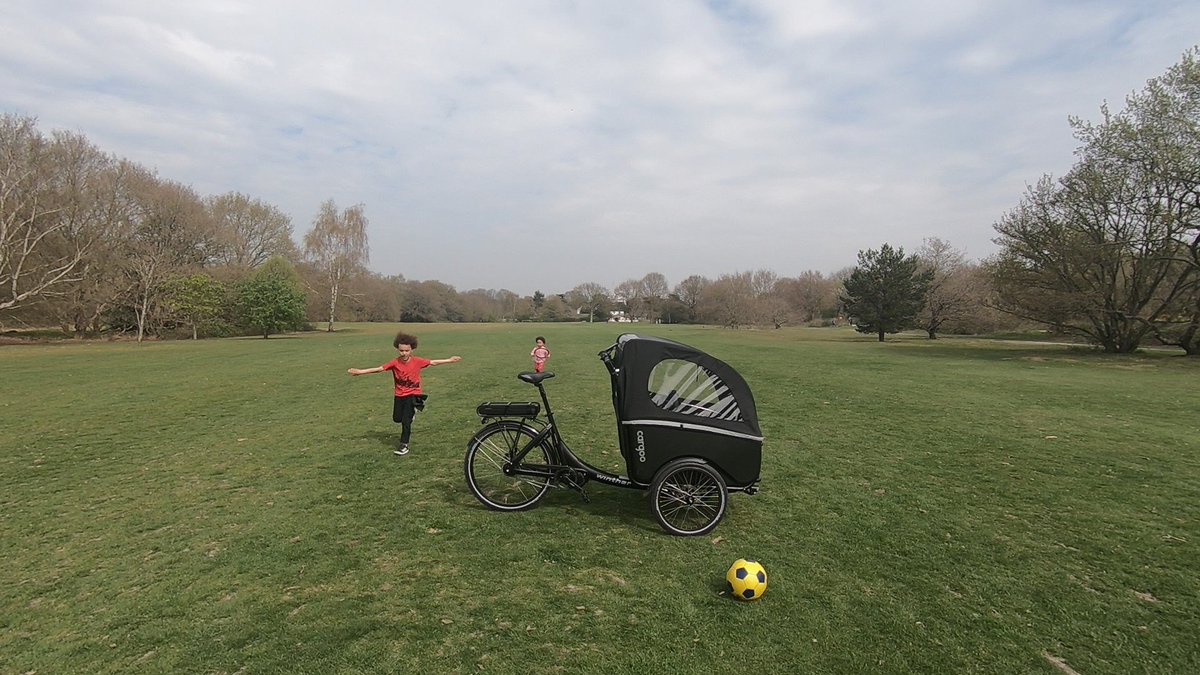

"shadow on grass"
[562, 486, 660, 535]
[710, 577, 739, 602]
[447, 477, 660, 535]
[360, 429, 401, 449]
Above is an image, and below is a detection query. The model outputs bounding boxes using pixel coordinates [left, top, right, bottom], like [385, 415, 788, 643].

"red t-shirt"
[382, 357, 432, 397]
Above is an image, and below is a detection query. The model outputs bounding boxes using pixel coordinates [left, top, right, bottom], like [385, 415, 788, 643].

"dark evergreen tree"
[840, 244, 933, 342]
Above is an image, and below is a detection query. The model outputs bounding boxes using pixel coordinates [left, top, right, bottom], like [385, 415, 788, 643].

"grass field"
[2, 323, 1198, 674]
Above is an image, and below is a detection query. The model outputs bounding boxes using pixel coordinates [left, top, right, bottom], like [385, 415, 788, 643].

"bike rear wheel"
[649, 458, 728, 536]
[465, 421, 554, 511]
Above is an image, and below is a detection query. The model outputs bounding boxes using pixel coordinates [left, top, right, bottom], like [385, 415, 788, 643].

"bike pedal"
[578, 488, 591, 504]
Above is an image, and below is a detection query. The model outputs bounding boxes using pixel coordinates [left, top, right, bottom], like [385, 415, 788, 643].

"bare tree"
[747, 269, 781, 326]
[566, 281, 610, 322]
[64, 154, 159, 336]
[54, 235, 131, 336]
[697, 272, 755, 328]
[459, 287, 499, 322]
[778, 270, 837, 324]
[400, 279, 462, 322]
[494, 289, 520, 322]
[916, 237, 974, 339]
[303, 200, 369, 331]
[1, 115, 110, 311]
[940, 264, 1015, 335]
[334, 272, 405, 322]
[673, 275, 710, 323]
[613, 278, 645, 320]
[122, 171, 214, 342]
[641, 272, 669, 322]
[749, 269, 777, 297]
[540, 294, 575, 321]
[453, 286, 525, 323]
[208, 192, 296, 270]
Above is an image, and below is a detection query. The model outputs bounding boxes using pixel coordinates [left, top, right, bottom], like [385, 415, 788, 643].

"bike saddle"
[518, 371, 555, 384]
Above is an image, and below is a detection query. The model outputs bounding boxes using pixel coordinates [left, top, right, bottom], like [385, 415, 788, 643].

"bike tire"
[464, 421, 554, 511]
[649, 458, 728, 536]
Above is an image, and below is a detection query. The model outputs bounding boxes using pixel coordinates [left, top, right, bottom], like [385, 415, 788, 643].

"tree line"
[0, 110, 378, 340]
[0, 109, 1004, 339]
[3, 48, 1196, 352]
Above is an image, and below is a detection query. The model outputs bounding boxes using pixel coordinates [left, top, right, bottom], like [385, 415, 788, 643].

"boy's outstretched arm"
[348, 366, 385, 376]
[429, 356, 463, 366]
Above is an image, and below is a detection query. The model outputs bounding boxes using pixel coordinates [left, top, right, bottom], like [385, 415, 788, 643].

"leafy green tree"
[163, 273, 226, 339]
[840, 244, 933, 342]
[991, 47, 1200, 354]
[236, 256, 306, 338]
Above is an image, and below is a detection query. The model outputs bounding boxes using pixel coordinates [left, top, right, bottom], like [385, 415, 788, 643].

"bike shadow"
[561, 490, 658, 534]
[444, 481, 659, 535]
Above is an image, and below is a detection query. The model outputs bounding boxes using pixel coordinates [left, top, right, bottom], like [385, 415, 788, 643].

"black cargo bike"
[464, 334, 763, 536]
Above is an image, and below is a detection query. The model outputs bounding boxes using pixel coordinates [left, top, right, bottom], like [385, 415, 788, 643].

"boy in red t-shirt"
[348, 331, 462, 455]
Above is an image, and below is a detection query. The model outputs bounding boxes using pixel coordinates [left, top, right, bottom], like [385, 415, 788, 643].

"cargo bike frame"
[464, 334, 763, 536]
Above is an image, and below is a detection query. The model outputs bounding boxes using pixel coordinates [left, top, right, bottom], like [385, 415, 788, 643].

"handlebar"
[598, 342, 619, 374]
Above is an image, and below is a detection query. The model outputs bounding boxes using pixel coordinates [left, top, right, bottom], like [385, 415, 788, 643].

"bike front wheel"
[464, 421, 554, 511]
[649, 458, 728, 536]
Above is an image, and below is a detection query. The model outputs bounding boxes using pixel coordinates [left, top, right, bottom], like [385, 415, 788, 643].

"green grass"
[2, 324, 1198, 674]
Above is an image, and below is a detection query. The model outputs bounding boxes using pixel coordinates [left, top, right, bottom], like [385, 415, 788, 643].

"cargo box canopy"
[611, 334, 762, 442]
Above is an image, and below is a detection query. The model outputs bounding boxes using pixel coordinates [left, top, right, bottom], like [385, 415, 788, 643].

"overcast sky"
[3, 1, 1197, 295]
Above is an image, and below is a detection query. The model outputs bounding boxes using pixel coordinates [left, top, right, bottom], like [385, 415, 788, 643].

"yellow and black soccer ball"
[726, 558, 768, 601]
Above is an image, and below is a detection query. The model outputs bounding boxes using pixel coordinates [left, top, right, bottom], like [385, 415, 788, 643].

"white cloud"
[2, 0, 1197, 293]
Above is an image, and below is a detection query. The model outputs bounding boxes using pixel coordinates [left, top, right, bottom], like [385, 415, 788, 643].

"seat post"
[536, 382, 556, 427]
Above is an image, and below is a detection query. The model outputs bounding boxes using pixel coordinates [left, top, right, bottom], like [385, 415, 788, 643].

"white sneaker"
[394, 444, 409, 456]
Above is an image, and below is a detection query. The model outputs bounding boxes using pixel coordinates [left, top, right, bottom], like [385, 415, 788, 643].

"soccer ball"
[726, 558, 768, 601]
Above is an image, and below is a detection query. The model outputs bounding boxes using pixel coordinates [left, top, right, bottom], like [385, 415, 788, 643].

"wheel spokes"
[470, 428, 551, 507]
[657, 468, 724, 532]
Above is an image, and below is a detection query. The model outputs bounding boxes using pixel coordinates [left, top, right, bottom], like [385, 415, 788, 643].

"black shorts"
[392, 394, 427, 424]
